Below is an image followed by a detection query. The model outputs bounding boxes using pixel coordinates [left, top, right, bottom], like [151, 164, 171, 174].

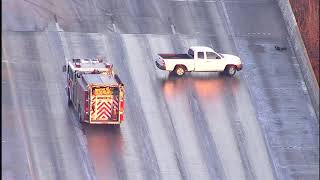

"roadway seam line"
[55, 24, 70, 64]
[213, 2, 257, 180]
[169, 0, 217, 2]
[24, 0, 63, 20]
[50, 23, 96, 180]
[69, 0, 81, 21]
[219, 1, 280, 180]
[286, 36, 318, 120]
[2, 39, 37, 180]
[143, 37, 190, 179]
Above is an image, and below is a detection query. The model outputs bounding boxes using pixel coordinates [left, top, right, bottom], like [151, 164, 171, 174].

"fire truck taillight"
[120, 100, 124, 111]
[119, 99, 124, 122]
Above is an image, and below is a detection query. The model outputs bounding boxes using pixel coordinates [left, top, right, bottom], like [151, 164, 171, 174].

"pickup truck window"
[198, 52, 204, 59]
[207, 52, 220, 59]
[188, 49, 194, 58]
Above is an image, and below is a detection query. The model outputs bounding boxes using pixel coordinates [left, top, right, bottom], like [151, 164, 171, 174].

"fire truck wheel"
[67, 92, 72, 106]
[78, 111, 83, 122]
[78, 113, 82, 122]
[78, 106, 82, 122]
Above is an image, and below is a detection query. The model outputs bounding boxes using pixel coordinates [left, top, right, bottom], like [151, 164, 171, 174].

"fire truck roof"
[68, 58, 111, 71]
[82, 73, 119, 86]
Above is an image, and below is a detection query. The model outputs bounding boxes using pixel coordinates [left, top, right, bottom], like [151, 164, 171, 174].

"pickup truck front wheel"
[174, 65, 186, 76]
[225, 65, 236, 76]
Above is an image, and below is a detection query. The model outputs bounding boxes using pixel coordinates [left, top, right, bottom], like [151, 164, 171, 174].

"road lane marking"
[49, 23, 96, 180]
[220, 1, 277, 180]
[2, 38, 37, 180]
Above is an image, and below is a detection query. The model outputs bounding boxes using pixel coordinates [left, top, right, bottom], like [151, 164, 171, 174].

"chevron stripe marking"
[97, 101, 112, 118]
[97, 112, 110, 119]
[113, 98, 119, 110]
[90, 96, 120, 121]
[97, 107, 111, 117]
[97, 101, 108, 109]
[97, 108, 111, 118]
[97, 103, 111, 114]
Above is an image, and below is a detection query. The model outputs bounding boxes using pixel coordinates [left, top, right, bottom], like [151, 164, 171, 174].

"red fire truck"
[63, 58, 125, 124]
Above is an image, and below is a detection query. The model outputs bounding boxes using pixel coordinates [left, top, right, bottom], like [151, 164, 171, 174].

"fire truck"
[62, 58, 125, 124]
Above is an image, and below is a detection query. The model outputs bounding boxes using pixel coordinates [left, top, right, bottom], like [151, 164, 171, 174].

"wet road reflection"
[83, 125, 124, 180]
[160, 72, 244, 180]
[3, 0, 318, 178]
[162, 73, 240, 101]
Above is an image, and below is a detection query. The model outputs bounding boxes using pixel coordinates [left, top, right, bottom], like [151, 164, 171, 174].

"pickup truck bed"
[158, 54, 192, 59]
[156, 46, 242, 77]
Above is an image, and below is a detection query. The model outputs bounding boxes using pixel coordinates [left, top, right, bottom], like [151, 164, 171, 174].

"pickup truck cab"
[155, 46, 242, 76]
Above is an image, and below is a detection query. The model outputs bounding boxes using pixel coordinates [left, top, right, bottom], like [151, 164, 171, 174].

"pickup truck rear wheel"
[225, 65, 236, 76]
[174, 66, 186, 76]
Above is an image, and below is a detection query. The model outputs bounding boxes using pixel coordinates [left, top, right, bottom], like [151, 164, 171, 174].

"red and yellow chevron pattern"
[91, 96, 119, 121]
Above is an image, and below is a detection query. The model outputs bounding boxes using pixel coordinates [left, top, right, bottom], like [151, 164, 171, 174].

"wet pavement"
[2, 0, 318, 180]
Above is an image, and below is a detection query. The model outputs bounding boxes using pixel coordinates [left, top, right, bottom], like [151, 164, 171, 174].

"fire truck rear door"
[90, 86, 119, 123]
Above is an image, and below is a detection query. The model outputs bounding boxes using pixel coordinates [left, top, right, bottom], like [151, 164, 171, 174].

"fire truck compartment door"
[90, 87, 119, 121]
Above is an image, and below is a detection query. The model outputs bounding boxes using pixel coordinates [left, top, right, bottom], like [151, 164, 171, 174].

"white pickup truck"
[155, 46, 242, 76]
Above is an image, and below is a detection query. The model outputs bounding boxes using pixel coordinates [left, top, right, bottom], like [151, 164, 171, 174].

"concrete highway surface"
[2, 0, 319, 180]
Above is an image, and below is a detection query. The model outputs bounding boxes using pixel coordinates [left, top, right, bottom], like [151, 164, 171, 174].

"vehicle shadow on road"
[166, 71, 236, 80]
[161, 72, 241, 101]
[82, 124, 121, 135]
[81, 123, 125, 179]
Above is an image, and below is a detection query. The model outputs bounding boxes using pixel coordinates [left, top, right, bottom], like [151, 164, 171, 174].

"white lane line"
[70, 0, 81, 21]
[246, 32, 272, 36]
[55, 25, 70, 64]
[220, 1, 277, 180]
[49, 23, 96, 180]
[55, 23, 63, 32]
[2, 39, 37, 180]
[171, 24, 176, 34]
[112, 23, 117, 33]
[169, 0, 217, 2]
